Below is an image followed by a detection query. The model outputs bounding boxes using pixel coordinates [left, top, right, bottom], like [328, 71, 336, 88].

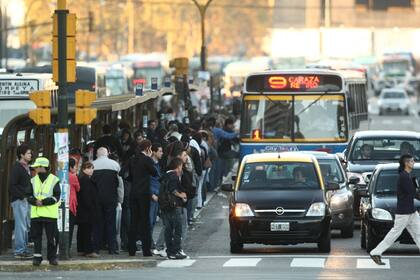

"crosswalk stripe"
[223, 258, 262, 267]
[158, 259, 196, 268]
[356, 258, 390, 269]
[290, 258, 325, 268]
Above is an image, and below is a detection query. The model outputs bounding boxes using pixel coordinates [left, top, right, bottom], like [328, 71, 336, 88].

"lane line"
[223, 258, 261, 267]
[158, 259, 196, 268]
[290, 258, 325, 268]
[356, 258, 390, 269]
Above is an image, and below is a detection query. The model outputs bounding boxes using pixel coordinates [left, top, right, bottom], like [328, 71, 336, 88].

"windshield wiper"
[296, 90, 331, 116]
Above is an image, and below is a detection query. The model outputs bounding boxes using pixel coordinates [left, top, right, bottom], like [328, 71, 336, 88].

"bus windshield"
[241, 94, 347, 142]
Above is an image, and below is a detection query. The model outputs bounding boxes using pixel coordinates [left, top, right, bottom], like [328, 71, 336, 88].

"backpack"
[158, 172, 178, 210]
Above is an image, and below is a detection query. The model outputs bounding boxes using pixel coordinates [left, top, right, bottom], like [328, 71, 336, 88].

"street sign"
[151, 77, 158, 90]
[0, 79, 39, 97]
[135, 83, 143, 96]
[164, 77, 171, 87]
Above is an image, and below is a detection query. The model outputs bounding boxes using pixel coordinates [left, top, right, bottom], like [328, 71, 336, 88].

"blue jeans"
[149, 200, 159, 235]
[162, 208, 183, 256]
[11, 199, 29, 254]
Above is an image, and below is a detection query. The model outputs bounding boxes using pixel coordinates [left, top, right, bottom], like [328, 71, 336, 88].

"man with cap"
[27, 157, 61, 266]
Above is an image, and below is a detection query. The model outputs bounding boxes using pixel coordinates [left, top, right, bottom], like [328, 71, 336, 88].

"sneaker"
[168, 252, 187, 260]
[14, 252, 33, 259]
[32, 257, 42, 266]
[369, 254, 385, 265]
[49, 259, 58, 266]
[179, 250, 189, 258]
[153, 249, 167, 257]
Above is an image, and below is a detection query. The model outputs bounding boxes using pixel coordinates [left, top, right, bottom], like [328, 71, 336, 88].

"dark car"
[359, 163, 420, 252]
[304, 152, 354, 237]
[222, 152, 340, 253]
[343, 130, 420, 218]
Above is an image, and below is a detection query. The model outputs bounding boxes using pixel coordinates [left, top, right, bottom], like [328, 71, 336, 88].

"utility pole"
[127, 0, 134, 54]
[324, 0, 331, 28]
[192, 0, 213, 71]
[52, 0, 76, 260]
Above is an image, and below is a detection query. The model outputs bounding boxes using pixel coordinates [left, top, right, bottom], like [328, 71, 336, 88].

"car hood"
[347, 160, 394, 174]
[234, 189, 325, 210]
[372, 195, 420, 214]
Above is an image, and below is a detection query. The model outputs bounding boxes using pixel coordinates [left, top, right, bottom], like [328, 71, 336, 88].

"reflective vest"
[31, 174, 60, 219]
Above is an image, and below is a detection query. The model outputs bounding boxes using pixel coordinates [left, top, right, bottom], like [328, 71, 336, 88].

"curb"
[0, 258, 157, 272]
[193, 187, 220, 219]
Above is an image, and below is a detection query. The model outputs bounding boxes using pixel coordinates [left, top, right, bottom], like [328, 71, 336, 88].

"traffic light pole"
[56, 0, 70, 260]
[192, 0, 212, 71]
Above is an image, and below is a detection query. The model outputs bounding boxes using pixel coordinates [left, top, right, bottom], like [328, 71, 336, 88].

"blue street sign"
[164, 77, 171, 87]
[151, 77, 158, 90]
[135, 83, 143, 96]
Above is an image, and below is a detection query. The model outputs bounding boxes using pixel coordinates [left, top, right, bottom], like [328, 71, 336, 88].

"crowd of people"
[9, 115, 240, 265]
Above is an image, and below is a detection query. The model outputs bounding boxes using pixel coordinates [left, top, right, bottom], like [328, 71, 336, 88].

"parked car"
[359, 163, 420, 252]
[344, 131, 420, 218]
[222, 152, 339, 253]
[303, 152, 354, 237]
[378, 88, 410, 115]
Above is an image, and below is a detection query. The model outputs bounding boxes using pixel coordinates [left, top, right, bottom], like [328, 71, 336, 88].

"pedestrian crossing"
[157, 257, 394, 270]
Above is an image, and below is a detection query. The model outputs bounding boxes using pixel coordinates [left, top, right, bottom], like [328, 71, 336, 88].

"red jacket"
[69, 172, 80, 216]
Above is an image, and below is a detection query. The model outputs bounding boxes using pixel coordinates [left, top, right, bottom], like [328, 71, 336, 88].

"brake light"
[133, 79, 145, 85]
[252, 129, 262, 140]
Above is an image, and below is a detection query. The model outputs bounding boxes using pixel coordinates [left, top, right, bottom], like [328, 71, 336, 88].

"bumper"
[230, 216, 330, 245]
[331, 208, 353, 229]
[380, 106, 408, 113]
[369, 219, 414, 244]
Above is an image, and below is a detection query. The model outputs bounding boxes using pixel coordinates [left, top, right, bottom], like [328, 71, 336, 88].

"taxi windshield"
[239, 162, 321, 190]
[349, 137, 420, 161]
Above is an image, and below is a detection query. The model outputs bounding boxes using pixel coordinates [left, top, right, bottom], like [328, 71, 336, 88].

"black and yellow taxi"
[222, 152, 339, 253]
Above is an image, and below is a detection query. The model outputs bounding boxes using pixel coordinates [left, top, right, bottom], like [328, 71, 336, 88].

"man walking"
[370, 154, 420, 265]
[9, 144, 33, 259]
[27, 157, 60, 266]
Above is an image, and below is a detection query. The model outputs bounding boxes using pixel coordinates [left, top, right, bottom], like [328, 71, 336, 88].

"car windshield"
[375, 169, 420, 195]
[317, 158, 345, 184]
[239, 162, 321, 190]
[382, 91, 405, 99]
[349, 137, 420, 161]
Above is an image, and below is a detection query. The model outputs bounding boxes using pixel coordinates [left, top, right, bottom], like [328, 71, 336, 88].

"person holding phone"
[126, 140, 158, 257]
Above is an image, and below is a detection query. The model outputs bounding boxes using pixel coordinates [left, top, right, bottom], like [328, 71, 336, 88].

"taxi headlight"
[372, 208, 393, 221]
[233, 203, 254, 217]
[306, 202, 326, 217]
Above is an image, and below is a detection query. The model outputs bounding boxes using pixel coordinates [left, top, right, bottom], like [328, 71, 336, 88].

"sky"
[4, 0, 25, 26]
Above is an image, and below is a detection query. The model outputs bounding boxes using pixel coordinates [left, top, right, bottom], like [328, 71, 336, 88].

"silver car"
[378, 88, 410, 115]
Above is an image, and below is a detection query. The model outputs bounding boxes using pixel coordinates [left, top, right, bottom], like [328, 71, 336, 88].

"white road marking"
[196, 254, 420, 259]
[223, 258, 261, 267]
[290, 258, 325, 268]
[382, 120, 393, 125]
[357, 258, 390, 269]
[158, 260, 196, 268]
[401, 119, 411, 124]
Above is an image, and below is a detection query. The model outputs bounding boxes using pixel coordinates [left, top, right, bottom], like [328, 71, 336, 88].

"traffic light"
[28, 90, 51, 125]
[75, 90, 97, 125]
[169, 57, 189, 76]
[52, 12, 77, 83]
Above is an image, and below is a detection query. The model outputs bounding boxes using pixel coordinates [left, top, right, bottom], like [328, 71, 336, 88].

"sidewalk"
[0, 190, 219, 272]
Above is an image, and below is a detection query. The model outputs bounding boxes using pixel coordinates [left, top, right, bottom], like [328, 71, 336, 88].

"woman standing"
[77, 161, 99, 257]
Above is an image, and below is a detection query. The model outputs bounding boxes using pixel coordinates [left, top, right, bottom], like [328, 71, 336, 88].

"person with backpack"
[159, 158, 188, 259]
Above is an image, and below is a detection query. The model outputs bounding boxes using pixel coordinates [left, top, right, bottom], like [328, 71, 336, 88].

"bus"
[0, 73, 57, 138]
[239, 69, 368, 158]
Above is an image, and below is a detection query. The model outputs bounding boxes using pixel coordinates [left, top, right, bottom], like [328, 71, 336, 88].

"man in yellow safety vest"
[27, 157, 61, 266]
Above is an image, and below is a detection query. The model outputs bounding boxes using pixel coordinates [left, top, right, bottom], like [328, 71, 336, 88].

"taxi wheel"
[365, 224, 379, 253]
[317, 227, 331, 253]
[360, 222, 366, 249]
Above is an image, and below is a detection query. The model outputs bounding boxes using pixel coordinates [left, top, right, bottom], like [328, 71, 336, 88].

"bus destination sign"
[245, 74, 343, 93]
[0, 79, 40, 97]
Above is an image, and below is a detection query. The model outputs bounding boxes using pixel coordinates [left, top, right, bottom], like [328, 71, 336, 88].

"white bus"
[0, 73, 57, 136]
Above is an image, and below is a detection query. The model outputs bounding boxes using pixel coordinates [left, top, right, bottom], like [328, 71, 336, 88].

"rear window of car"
[239, 162, 321, 190]
[382, 91, 405, 99]
[374, 169, 420, 195]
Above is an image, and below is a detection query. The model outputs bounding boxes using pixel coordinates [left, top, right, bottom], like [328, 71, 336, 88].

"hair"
[206, 117, 216, 128]
[138, 139, 152, 152]
[192, 132, 202, 145]
[151, 143, 162, 152]
[224, 118, 234, 127]
[17, 144, 31, 160]
[102, 124, 112, 134]
[399, 154, 414, 172]
[361, 144, 373, 151]
[168, 158, 184, 170]
[134, 130, 144, 139]
[148, 120, 156, 127]
[81, 161, 94, 170]
[69, 157, 77, 169]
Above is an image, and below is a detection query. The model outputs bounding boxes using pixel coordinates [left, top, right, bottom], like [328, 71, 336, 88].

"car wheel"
[317, 225, 331, 253]
[341, 219, 354, 238]
[360, 221, 366, 249]
[365, 223, 379, 253]
[230, 227, 243, 254]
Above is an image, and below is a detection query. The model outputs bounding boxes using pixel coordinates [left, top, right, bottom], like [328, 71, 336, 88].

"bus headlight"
[306, 202, 326, 217]
[233, 203, 254, 217]
[372, 208, 393, 221]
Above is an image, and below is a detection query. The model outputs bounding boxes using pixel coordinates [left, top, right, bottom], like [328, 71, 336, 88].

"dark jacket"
[396, 170, 417, 215]
[92, 156, 120, 207]
[27, 172, 61, 222]
[127, 153, 158, 198]
[181, 168, 195, 200]
[94, 134, 123, 159]
[167, 171, 184, 207]
[9, 161, 31, 202]
[190, 147, 203, 177]
[77, 174, 100, 224]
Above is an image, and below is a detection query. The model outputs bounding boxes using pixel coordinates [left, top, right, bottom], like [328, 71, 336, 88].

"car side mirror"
[325, 181, 340, 191]
[348, 176, 360, 185]
[221, 184, 234, 192]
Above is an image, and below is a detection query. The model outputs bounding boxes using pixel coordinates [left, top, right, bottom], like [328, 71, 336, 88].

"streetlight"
[192, 0, 213, 71]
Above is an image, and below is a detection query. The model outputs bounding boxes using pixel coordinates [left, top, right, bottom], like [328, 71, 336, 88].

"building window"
[355, 0, 413, 10]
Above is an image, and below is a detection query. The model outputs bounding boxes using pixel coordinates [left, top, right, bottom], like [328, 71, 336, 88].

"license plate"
[270, 222, 290, 231]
